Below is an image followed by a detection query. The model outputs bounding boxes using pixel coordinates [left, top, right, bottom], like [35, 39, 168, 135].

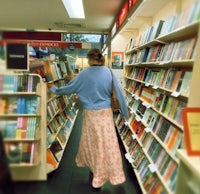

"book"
[164, 69, 176, 89]
[147, 138, 157, 156]
[140, 87, 155, 104]
[152, 115, 163, 134]
[4, 142, 38, 164]
[141, 108, 153, 125]
[136, 156, 148, 174]
[47, 149, 58, 168]
[154, 149, 167, 169]
[163, 161, 177, 182]
[149, 20, 165, 40]
[159, 156, 171, 175]
[151, 143, 162, 162]
[49, 139, 63, 161]
[156, 119, 171, 141]
[179, 71, 192, 96]
[166, 127, 180, 151]
[1, 121, 17, 139]
[170, 70, 183, 91]
[133, 151, 145, 168]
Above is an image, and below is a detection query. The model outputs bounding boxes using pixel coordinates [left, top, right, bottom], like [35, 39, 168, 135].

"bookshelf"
[30, 59, 79, 173]
[0, 73, 47, 180]
[113, 0, 200, 193]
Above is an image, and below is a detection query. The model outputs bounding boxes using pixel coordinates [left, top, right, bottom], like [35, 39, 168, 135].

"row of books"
[160, 0, 200, 36]
[44, 60, 74, 82]
[1, 117, 40, 139]
[47, 112, 76, 168]
[126, 87, 186, 125]
[0, 74, 40, 93]
[126, 0, 200, 50]
[47, 95, 75, 122]
[4, 142, 38, 164]
[127, 20, 164, 50]
[152, 115, 183, 154]
[47, 98, 60, 120]
[125, 66, 192, 96]
[126, 36, 197, 65]
[117, 119, 177, 193]
[47, 117, 72, 148]
[0, 96, 40, 115]
[126, 92, 183, 150]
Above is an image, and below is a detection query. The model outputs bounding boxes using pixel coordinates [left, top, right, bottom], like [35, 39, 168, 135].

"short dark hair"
[87, 48, 105, 64]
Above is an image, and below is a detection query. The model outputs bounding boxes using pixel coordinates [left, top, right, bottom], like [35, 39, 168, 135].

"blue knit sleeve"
[49, 75, 81, 95]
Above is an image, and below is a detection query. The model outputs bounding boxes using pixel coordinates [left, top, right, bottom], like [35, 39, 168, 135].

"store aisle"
[13, 106, 142, 194]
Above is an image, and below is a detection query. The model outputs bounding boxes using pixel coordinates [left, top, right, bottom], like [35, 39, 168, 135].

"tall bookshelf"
[0, 73, 47, 180]
[113, 0, 200, 193]
[30, 58, 79, 173]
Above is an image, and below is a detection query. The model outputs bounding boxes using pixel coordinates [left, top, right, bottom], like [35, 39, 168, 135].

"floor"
[3, 106, 142, 194]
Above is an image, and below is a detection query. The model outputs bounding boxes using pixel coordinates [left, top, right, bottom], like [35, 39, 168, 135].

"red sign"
[117, 0, 129, 28]
[2, 31, 61, 41]
[129, 0, 137, 10]
[0, 40, 82, 48]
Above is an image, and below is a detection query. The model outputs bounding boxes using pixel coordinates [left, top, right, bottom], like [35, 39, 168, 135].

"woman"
[49, 48, 128, 189]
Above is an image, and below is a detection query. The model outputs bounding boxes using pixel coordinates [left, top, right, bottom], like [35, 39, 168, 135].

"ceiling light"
[62, 0, 85, 19]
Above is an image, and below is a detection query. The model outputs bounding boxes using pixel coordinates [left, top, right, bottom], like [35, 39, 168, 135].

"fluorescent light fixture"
[62, 0, 85, 19]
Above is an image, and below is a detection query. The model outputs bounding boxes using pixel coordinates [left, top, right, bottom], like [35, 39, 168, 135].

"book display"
[113, 0, 200, 193]
[0, 54, 78, 179]
[0, 74, 47, 180]
[30, 58, 78, 173]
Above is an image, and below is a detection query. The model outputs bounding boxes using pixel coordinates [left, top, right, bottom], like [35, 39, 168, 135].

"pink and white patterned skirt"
[75, 108, 126, 188]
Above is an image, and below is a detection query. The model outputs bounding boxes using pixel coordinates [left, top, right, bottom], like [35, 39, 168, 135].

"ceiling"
[0, 0, 125, 34]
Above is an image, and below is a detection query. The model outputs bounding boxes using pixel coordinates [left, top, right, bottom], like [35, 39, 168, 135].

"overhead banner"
[0, 40, 82, 48]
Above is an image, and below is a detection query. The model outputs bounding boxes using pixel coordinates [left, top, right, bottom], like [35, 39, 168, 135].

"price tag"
[132, 134, 137, 139]
[125, 153, 130, 159]
[125, 121, 129, 125]
[145, 83, 150, 87]
[145, 127, 152, 132]
[171, 91, 180, 97]
[136, 116, 141, 122]
[152, 85, 159, 89]
[128, 157, 134, 163]
[142, 101, 150, 108]
[125, 153, 134, 163]
[148, 164, 157, 173]
[135, 96, 139, 100]
[132, 93, 135, 97]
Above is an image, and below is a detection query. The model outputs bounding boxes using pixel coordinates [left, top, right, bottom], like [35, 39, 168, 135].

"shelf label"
[160, 60, 171, 65]
[145, 127, 152, 132]
[136, 116, 141, 122]
[145, 83, 150, 87]
[132, 93, 135, 97]
[125, 121, 129, 125]
[135, 96, 139, 100]
[152, 85, 159, 89]
[132, 134, 137, 139]
[142, 101, 151, 108]
[171, 91, 180, 97]
[125, 153, 134, 163]
[148, 164, 157, 173]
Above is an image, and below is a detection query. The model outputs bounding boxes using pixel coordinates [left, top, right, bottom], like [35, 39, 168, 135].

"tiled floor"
[9, 107, 142, 194]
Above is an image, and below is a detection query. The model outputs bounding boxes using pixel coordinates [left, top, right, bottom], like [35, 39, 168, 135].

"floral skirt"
[75, 108, 126, 188]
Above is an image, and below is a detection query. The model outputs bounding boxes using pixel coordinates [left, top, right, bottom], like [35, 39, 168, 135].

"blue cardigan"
[50, 66, 128, 118]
